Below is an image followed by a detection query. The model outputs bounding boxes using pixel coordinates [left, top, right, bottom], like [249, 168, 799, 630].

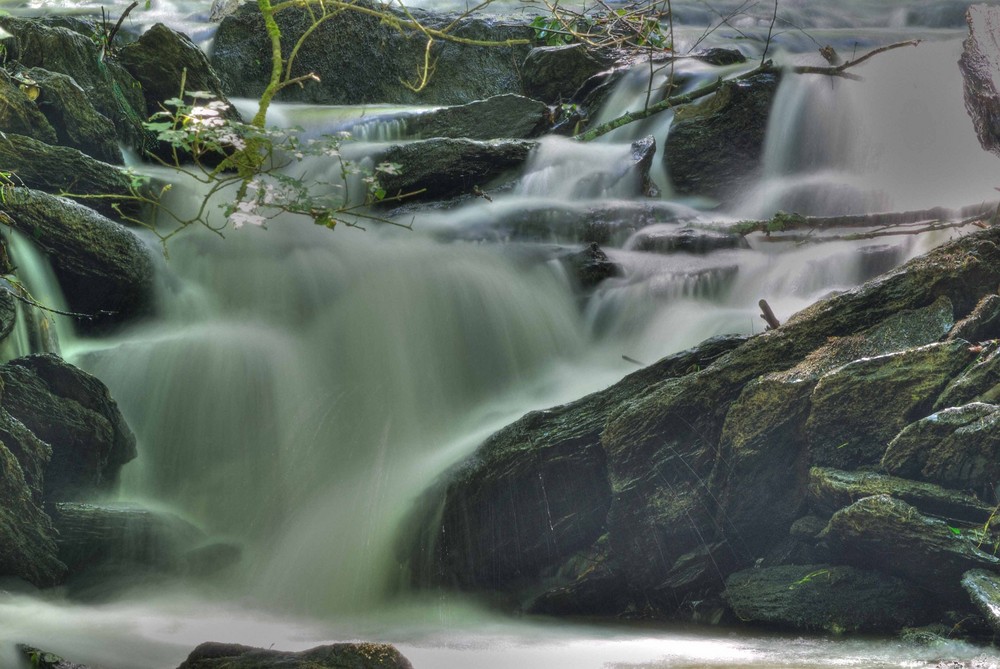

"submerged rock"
[0, 354, 137, 502]
[959, 4, 1000, 157]
[177, 642, 414, 669]
[211, 1, 532, 106]
[376, 138, 536, 202]
[629, 226, 750, 254]
[0, 189, 154, 327]
[665, 71, 781, 201]
[725, 564, 930, 632]
[557, 242, 623, 290]
[404, 94, 548, 140]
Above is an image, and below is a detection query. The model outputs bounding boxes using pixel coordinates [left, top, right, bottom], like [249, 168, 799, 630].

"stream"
[1, 0, 1000, 667]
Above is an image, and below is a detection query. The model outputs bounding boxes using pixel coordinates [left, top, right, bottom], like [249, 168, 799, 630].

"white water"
[2, 3, 1000, 668]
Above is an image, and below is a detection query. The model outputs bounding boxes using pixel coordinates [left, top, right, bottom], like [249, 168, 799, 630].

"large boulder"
[0, 354, 137, 501]
[0, 134, 141, 219]
[177, 642, 413, 669]
[521, 44, 613, 104]
[0, 189, 155, 327]
[376, 139, 536, 202]
[211, 1, 533, 106]
[935, 341, 1000, 409]
[24, 67, 122, 164]
[0, 17, 150, 151]
[724, 564, 931, 632]
[959, 4, 1000, 157]
[665, 71, 781, 201]
[117, 23, 235, 119]
[404, 94, 548, 139]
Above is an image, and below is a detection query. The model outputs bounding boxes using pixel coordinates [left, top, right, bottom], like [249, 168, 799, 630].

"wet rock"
[949, 293, 1000, 342]
[959, 4, 1000, 156]
[404, 94, 548, 139]
[118, 23, 235, 121]
[211, 1, 532, 106]
[631, 135, 660, 197]
[725, 564, 930, 632]
[49, 503, 204, 577]
[0, 133, 141, 220]
[821, 495, 1000, 599]
[806, 341, 977, 469]
[0, 282, 15, 344]
[557, 242, 622, 290]
[665, 71, 781, 201]
[521, 43, 613, 104]
[0, 407, 50, 503]
[0, 354, 137, 501]
[18, 645, 91, 669]
[692, 47, 746, 66]
[0, 17, 150, 151]
[807, 467, 994, 524]
[0, 69, 58, 144]
[935, 342, 1000, 409]
[962, 569, 1000, 635]
[0, 441, 65, 586]
[408, 335, 746, 592]
[881, 403, 1000, 501]
[24, 68, 122, 164]
[0, 189, 154, 326]
[525, 535, 628, 616]
[177, 642, 414, 669]
[376, 138, 536, 202]
[209, 0, 241, 22]
[629, 226, 750, 254]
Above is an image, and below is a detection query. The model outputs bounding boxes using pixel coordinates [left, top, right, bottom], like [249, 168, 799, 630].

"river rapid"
[1, 1, 999, 667]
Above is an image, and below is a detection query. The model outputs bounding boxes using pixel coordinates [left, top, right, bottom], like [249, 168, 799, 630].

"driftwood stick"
[759, 299, 780, 330]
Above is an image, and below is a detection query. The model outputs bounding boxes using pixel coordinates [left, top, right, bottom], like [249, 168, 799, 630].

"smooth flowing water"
[2, 1, 1000, 667]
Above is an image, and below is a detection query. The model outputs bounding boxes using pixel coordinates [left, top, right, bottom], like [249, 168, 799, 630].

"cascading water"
[3, 1, 1000, 667]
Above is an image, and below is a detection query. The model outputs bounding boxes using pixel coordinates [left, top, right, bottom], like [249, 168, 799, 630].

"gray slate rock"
[0, 353, 137, 501]
[177, 642, 414, 669]
[0, 189, 154, 326]
[521, 43, 612, 104]
[725, 564, 931, 632]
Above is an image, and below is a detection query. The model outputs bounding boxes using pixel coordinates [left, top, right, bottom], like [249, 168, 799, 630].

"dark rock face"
[0, 189, 154, 326]
[118, 23, 235, 120]
[25, 68, 122, 164]
[0, 354, 137, 501]
[959, 5, 1000, 157]
[211, 2, 533, 106]
[0, 134, 140, 219]
[177, 642, 414, 669]
[725, 564, 931, 632]
[949, 292, 1000, 342]
[821, 495, 1000, 599]
[0, 70, 59, 145]
[881, 403, 1000, 500]
[521, 44, 612, 104]
[0, 284, 16, 344]
[0, 17, 150, 151]
[665, 71, 781, 201]
[405, 94, 548, 140]
[935, 342, 1000, 409]
[376, 139, 536, 202]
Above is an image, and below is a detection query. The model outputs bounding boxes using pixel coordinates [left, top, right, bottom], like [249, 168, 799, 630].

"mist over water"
[3, 1, 1000, 667]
